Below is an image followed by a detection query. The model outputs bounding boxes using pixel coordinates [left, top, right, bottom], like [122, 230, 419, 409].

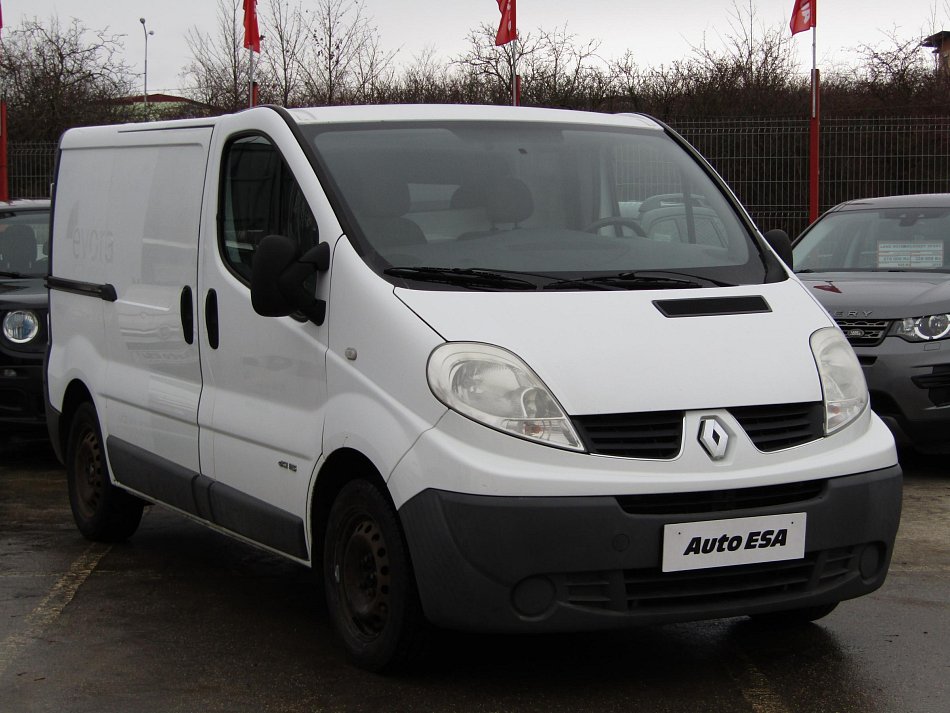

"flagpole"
[249, 47, 255, 107]
[512, 39, 518, 106]
[243, 0, 260, 107]
[808, 21, 820, 223]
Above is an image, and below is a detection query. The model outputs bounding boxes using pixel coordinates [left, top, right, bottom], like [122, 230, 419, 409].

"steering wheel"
[584, 216, 647, 236]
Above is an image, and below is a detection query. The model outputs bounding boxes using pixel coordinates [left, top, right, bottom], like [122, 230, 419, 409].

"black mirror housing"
[251, 235, 330, 324]
[763, 228, 793, 269]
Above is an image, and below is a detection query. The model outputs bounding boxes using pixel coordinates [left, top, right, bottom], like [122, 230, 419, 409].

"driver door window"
[220, 135, 318, 283]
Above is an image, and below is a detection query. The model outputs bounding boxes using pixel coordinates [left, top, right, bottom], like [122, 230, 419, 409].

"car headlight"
[427, 342, 584, 451]
[2, 310, 40, 344]
[811, 327, 868, 435]
[892, 314, 950, 342]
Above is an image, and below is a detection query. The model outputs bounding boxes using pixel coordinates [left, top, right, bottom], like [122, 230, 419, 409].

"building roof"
[111, 93, 213, 108]
[922, 31, 950, 49]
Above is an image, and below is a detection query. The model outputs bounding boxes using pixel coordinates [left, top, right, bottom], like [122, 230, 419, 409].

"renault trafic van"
[46, 105, 902, 671]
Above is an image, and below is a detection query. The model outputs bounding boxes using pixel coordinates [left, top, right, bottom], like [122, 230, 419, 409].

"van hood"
[396, 280, 827, 415]
[799, 271, 950, 319]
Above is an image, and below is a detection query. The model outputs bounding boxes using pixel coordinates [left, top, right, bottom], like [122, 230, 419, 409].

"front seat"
[458, 176, 534, 239]
[353, 175, 426, 250]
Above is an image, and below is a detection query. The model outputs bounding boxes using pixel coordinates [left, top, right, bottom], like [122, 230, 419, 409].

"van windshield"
[307, 121, 768, 290]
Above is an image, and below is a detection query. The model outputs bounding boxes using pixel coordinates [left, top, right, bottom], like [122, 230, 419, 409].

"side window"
[220, 135, 318, 283]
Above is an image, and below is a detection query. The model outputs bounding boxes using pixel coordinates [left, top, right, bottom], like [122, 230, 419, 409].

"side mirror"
[251, 235, 330, 324]
[763, 229, 793, 269]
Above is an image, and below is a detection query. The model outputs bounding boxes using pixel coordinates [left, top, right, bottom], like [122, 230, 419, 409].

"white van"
[46, 105, 901, 670]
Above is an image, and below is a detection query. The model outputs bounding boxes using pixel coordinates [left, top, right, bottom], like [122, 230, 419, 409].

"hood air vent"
[653, 295, 770, 318]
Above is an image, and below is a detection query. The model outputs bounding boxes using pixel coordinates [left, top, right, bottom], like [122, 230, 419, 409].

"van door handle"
[180, 286, 194, 345]
[205, 289, 219, 349]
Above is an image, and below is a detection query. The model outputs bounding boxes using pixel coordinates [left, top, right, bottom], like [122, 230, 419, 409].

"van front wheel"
[66, 402, 144, 542]
[324, 479, 425, 671]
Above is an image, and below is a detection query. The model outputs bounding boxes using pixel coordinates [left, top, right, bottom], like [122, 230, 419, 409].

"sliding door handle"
[180, 286, 194, 345]
[205, 289, 219, 349]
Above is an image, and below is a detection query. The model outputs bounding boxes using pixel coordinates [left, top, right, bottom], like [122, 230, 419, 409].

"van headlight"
[2, 310, 40, 344]
[427, 342, 584, 451]
[811, 327, 868, 434]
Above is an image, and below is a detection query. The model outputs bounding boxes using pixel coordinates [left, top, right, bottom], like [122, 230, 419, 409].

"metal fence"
[7, 141, 57, 200]
[9, 117, 950, 237]
[674, 116, 950, 237]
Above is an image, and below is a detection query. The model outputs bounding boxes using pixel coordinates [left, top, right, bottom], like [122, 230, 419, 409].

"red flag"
[243, 0, 260, 52]
[790, 0, 816, 35]
[495, 0, 516, 46]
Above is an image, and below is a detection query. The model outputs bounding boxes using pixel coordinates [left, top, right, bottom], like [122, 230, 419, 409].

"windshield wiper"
[384, 266, 538, 291]
[544, 270, 728, 290]
[0, 270, 25, 278]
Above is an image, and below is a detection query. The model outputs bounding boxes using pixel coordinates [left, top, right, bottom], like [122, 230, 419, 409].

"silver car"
[793, 193, 950, 452]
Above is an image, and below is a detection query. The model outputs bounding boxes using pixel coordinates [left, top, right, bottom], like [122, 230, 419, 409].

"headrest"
[355, 175, 411, 218]
[486, 177, 533, 225]
[450, 184, 487, 210]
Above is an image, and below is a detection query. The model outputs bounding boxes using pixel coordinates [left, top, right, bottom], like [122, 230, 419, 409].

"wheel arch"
[309, 447, 391, 568]
[56, 379, 95, 459]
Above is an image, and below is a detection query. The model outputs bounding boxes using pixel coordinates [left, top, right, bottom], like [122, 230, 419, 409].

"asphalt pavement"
[1, 426, 948, 713]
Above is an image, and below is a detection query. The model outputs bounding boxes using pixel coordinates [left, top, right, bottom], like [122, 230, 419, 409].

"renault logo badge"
[698, 417, 729, 460]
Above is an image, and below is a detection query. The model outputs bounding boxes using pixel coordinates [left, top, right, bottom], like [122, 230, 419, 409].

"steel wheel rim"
[335, 513, 392, 641]
[73, 426, 103, 521]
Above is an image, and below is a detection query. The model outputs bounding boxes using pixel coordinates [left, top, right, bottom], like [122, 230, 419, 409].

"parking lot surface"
[2, 427, 948, 713]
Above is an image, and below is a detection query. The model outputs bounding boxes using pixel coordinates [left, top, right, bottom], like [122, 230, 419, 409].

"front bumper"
[857, 337, 950, 451]
[0, 355, 45, 424]
[399, 465, 902, 632]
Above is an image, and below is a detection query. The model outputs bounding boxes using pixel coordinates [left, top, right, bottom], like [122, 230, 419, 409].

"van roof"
[57, 105, 664, 149]
[286, 104, 662, 130]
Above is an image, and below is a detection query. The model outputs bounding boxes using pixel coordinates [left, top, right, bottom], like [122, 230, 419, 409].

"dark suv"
[0, 200, 50, 424]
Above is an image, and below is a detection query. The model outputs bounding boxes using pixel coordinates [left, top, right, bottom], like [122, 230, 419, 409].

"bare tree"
[298, 0, 395, 105]
[258, 0, 308, 106]
[182, 0, 248, 112]
[607, 55, 693, 118]
[519, 25, 604, 107]
[685, 1, 803, 116]
[854, 30, 933, 104]
[455, 22, 541, 105]
[0, 16, 135, 141]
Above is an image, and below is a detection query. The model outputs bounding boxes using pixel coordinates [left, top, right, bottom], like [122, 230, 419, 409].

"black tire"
[749, 601, 839, 626]
[323, 479, 426, 672]
[66, 402, 144, 542]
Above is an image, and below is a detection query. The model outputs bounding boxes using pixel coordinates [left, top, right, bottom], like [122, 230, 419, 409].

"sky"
[3, 0, 947, 95]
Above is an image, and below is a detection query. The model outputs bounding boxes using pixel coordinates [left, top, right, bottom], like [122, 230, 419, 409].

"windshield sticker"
[877, 241, 944, 269]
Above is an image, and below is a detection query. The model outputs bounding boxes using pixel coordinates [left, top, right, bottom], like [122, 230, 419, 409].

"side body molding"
[107, 437, 309, 560]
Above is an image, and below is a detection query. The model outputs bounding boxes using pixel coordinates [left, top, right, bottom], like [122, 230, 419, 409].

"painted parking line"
[0, 542, 111, 678]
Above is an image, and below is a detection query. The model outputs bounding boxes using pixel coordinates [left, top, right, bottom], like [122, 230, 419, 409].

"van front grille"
[729, 402, 824, 451]
[573, 403, 823, 459]
[572, 411, 684, 459]
[560, 547, 856, 613]
[615, 479, 826, 515]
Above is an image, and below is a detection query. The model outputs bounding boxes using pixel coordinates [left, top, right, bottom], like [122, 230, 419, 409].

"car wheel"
[66, 402, 144, 542]
[324, 479, 426, 672]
